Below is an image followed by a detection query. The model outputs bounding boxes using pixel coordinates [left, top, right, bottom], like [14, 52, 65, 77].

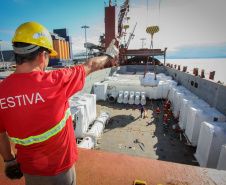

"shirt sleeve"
[57, 65, 86, 99]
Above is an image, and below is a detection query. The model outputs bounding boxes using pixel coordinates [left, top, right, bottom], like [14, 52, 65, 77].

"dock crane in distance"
[104, 0, 167, 67]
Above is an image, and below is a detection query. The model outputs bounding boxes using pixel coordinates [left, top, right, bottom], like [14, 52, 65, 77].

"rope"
[158, 0, 162, 26]
[146, 0, 149, 28]
[146, 0, 162, 27]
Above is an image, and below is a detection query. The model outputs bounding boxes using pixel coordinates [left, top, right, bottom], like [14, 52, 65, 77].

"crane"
[118, 0, 130, 39]
[125, 22, 137, 49]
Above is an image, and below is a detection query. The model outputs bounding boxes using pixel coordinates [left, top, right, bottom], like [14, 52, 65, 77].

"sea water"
[159, 58, 226, 84]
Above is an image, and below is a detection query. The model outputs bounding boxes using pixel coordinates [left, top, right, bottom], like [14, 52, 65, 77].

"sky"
[0, 0, 226, 59]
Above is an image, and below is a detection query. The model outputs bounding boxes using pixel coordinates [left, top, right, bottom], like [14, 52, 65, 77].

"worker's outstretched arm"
[82, 39, 119, 77]
[0, 131, 15, 161]
[82, 55, 112, 77]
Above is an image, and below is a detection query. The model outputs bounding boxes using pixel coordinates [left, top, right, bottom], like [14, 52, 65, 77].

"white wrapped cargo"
[179, 99, 210, 130]
[105, 74, 141, 84]
[106, 79, 145, 96]
[147, 87, 156, 100]
[156, 73, 166, 81]
[217, 144, 226, 170]
[105, 77, 141, 89]
[166, 80, 178, 87]
[123, 91, 129, 104]
[162, 80, 177, 101]
[129, 91, 135, 104]
[173, 92, 199, 118]
[185, 107, 226, 146]
[194, 121, 226, 169]
[146, 80, 172, 100]
[105, 74, 140, 82]
[141, 92, 146, 105]
[93, 82, 107, 101]
[106, 80, 141, 87]
[70, 106, 84, 138]
[155, 81, 170, 99]
[117, 91, 123, 103]
[168, 86, 188, 110]
[104, 74, 173, 100]
[69, 94, 97, 139]
[135, 92, 141, 105]
[145, 72, 155, 77]
[139, 75, 157, 86]
[157, 76, 172, 81]
[160, 80, 177, 99]
[77, 112, 110, 149]
[168, 86, 185, 103]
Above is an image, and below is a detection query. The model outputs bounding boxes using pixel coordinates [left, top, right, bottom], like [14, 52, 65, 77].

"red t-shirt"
[0, 65, 85, 176]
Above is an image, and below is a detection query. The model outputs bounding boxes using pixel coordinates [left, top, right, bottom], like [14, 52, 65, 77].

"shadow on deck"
[96, 99, 198, 166]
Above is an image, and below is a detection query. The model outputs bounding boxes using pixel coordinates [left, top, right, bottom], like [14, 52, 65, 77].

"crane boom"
[126, 22, 137, 48]
[118, 0, 130, 39]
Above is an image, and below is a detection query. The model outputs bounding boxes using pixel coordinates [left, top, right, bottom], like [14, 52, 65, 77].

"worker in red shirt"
[166, 100, 171, 109]
[164, 114, 168, 123]
[156, 107, 161, 118]
[163, 104, 168, 113]
[0, 22, 119, 184]
[167, 109, 172, 117]
[163, 114, 168, 129]
[167, 109, 172, 122]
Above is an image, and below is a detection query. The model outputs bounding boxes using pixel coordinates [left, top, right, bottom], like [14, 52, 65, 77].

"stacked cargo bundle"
[93, 74, 178, 103]
[217, 144, 226, 170]
[69, 94, 97, 139]
[179, 99, 210, 130]
[168, 86, 190, 113]
[194, 121, 226, 169]
[185, 107, 225, 146]
[173, 92, 199, 120]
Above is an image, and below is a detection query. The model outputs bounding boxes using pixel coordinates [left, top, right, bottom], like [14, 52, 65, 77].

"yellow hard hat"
[164, 114, 167, 116]
[12, 22, 58, 56]
[168, 109, 171, 111]
[157, 107, 159, 109]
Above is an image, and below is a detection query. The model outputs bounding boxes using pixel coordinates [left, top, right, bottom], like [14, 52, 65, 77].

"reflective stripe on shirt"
[9, 108, 71, 146]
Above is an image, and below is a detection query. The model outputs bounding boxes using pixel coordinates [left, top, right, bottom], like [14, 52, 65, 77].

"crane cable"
[158, 0, 162, 27]
[145, 0, 162, 79]
[146, 0, 162, 28]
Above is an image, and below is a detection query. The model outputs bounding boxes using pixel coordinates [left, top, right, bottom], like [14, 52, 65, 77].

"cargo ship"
[0, 0, 226, 184]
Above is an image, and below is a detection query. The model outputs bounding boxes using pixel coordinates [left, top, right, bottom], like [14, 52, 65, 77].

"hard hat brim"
[50, 49, 58, 56]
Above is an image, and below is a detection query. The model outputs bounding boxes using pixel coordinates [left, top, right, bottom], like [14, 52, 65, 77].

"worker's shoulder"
[47, 65, 84, 73]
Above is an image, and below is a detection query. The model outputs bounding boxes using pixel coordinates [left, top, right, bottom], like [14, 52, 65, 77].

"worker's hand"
[4, 156, 23, 179]
[104, 55, 119, 68]
[105, 39, 119, 59]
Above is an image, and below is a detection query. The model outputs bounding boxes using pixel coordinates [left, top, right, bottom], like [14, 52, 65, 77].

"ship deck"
[96, 99, 198, 166]
[1, 99, 226, 185]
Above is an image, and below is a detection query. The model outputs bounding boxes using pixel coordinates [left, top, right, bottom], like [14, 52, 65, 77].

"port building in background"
[49, 28, 73, 66]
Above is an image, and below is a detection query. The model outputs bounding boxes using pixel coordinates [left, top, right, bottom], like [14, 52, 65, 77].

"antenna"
[140, 38, 146, 48]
